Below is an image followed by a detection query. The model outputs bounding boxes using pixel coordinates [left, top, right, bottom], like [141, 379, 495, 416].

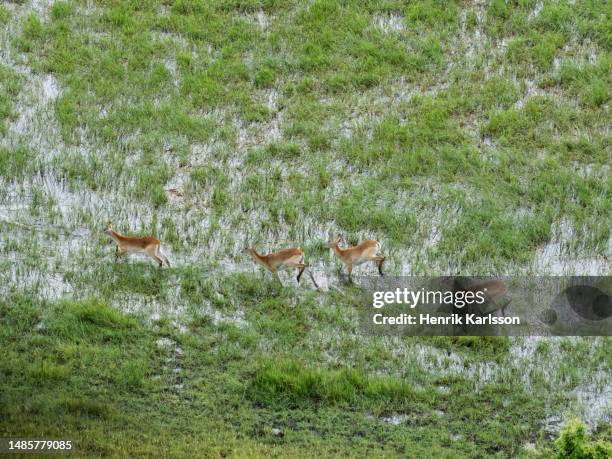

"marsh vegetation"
[0, 0, 610, 456]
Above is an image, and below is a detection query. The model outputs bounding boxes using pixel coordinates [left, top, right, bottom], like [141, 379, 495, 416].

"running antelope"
[325, 234, 385, 280]
[245, 244, 318, 288]
[103, 222, 170, 268]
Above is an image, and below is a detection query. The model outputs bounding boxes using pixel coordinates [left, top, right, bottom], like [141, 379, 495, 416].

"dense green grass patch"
[0, 64, 21, 135]
[0, 146, 33, 179]
[552, 418, 612, 459]
[0, 296, 154, 406]
[438, 199, 553, 267]
[250, 359, 421, 408]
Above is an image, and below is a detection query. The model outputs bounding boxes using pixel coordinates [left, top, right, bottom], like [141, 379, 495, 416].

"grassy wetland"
[0, 0, 610, 456]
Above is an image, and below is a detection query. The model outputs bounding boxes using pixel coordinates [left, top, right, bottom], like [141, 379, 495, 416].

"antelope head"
[324, 233, 342, 248]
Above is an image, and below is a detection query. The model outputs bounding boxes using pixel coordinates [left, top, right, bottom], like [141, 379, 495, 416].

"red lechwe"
[325, 234, 385, 280]
[453, 277, 509, 315]
[245, 244, 318, 288]
[103, 222, 170, 268]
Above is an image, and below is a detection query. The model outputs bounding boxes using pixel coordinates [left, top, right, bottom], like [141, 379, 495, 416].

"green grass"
[1, 0, 611, 456]
[4, 294, 609, 457]
[250, 359, 419, 406]
[552, 418, 612, 459]
[5, 0, 608, 257]
[0, 64, 21, 135]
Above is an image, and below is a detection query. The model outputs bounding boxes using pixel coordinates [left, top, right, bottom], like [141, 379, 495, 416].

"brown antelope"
[103, 222, 170, 268]
[325, 234, 385, 280]
[453, 277, 509, 315]
[245, 244, 318, 288]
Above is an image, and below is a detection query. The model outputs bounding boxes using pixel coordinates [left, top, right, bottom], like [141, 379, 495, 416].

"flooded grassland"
[0, 0, 610, 456]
